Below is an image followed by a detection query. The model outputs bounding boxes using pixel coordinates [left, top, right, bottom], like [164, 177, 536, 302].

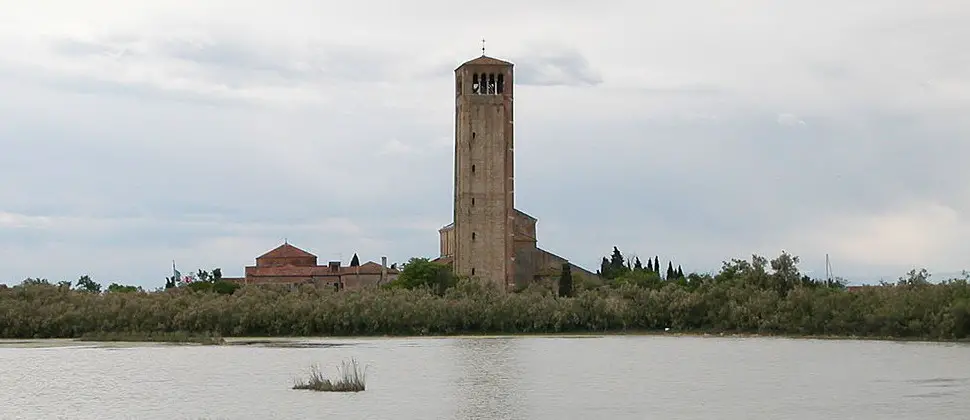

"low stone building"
[224, 242, 398, 290]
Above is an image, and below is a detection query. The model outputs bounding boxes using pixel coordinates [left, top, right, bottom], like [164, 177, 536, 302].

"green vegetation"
[1, 250, 968, 341]
[293, 359, 367, 392]
[384, 257, 458, 294]
[75, 275, 102, 293]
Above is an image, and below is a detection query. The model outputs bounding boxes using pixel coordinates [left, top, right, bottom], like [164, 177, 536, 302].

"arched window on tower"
[472, 73, 480, 94]
[487, 74, 496, 94]
[497, 74, 505, 94]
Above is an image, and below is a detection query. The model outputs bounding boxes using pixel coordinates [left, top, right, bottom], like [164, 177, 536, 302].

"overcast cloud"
[2, 0, 969, 287]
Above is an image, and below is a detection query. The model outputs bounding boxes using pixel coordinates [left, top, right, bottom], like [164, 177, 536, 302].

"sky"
[1, 0, 969, 288]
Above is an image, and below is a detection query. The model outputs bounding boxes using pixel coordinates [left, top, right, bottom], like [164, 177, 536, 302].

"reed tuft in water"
[293, 358, 367, 392]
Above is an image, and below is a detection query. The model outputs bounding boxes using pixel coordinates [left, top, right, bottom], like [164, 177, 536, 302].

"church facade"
[433, 54, 596, 290]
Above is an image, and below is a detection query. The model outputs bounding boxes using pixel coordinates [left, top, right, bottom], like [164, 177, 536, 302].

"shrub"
[293, 359, 366, 392]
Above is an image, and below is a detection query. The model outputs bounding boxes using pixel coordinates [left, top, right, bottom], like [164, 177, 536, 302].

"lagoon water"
[1, 335, 969, 419]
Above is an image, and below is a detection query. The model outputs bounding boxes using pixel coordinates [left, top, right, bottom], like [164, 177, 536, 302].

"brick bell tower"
[452, 51, 515, 291]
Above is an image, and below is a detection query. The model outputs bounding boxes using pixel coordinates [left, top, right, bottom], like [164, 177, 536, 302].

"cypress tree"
[676, 265, 684, 279]
[654, 256, 660, 273]
[666, 261, 675, 279]
[609, 247, 625, 274]
[634, 257, 643, 271]
[647, 258, 654, 272]
[559, 263, 573, 298]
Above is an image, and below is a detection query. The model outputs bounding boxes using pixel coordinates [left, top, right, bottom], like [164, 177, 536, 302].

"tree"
[212, 268, 222, 280]
[769, 251, 802, 296]
[21, 278, 50, 286]
[107, 283, 141, 293]
[558, 263, 573, 298]
[613, 269, 663, 289]
[598, 247, 631, 280]
[666, 262, 675, 280]
[75, 275, 101, 293]
[647, 258, 654, 272]
[599, 257, 610, 277]
[654, 256, 660, 274]
[676, 265, 684, 279]
[389, 257, 457, 295]
[211, 280, 240, 295]
[897, 268, 931, 287]
[350, 253, 360, 267]
[633, 257, 643, 271]
[609, 247, 626, 273]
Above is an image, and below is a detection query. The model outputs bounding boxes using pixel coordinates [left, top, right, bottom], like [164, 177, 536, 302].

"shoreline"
[4, 330, 968, 346]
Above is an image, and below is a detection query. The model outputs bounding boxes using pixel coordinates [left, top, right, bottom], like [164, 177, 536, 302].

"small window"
[472, 232, 476, 240]
[472, 132, 476, 139]
[471, 268, 476, 275]
[471, 198, 475, 206]
[471, 165, 475, 173]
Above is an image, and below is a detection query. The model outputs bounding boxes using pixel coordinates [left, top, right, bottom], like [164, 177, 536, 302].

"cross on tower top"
[481, 38, 486, 56]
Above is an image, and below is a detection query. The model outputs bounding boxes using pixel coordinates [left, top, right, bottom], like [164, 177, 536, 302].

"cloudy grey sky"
[2, 0, 969, 287]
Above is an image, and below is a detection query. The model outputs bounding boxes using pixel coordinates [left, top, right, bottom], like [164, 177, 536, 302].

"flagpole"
[172, 260, 182, 285]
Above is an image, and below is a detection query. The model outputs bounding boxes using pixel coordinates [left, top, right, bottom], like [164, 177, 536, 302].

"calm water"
[1, 335, 969, 419]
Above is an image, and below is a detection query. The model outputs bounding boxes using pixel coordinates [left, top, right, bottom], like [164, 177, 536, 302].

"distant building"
[433, 53, 597, 290]
[224, 242, 398, 290]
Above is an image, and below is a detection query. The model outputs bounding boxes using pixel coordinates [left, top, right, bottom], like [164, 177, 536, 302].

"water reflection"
[450, 337, 529, 420]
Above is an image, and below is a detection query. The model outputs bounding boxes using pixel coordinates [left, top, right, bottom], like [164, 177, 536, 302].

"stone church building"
[221, 53, 593, 292]
[224, 242, 399, 290]
[433, 54, 596, 290]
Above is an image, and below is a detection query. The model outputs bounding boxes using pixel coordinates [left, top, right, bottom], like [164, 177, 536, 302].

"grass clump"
[293, 358, 367, 392]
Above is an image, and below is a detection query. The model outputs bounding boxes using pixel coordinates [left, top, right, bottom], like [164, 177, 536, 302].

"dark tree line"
[598, 246, 684, 282]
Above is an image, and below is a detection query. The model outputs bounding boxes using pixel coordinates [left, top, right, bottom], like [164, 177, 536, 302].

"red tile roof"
[353, 261, 387, 274]
[458, 55, 513, 69]
[256, 243, 316, 259]
[432, 256, 454, 265]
